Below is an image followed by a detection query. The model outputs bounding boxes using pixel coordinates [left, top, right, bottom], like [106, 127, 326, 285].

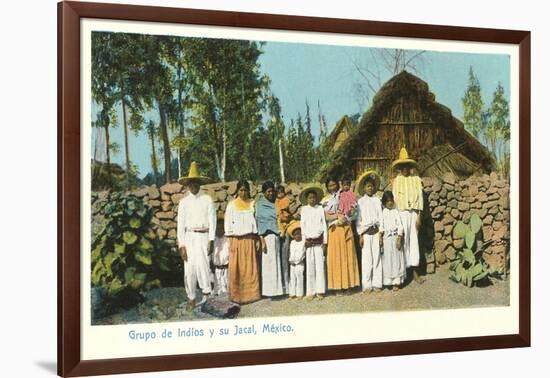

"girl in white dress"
[212, 213, 229, 295]
[380, 191, 406, 290]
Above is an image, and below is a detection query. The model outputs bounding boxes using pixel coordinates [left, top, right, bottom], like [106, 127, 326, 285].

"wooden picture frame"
[58, 1, 530, 376]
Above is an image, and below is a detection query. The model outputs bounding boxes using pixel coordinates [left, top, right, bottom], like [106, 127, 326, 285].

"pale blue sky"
[91, 40, 510, 178]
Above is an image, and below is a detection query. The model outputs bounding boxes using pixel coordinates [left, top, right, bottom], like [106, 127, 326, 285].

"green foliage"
[91, 194, 183, 311]
[486, 83, 511, 175]
[462, 66, 485, 139]
[449, 214, 495, 287]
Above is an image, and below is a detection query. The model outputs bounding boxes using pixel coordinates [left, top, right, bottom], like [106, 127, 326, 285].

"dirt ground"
[93, 267, 509, 325]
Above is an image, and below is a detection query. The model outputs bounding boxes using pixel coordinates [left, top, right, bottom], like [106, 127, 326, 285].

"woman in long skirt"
[256, 181, 284, 298]
[224, 180, 261, 304]
[322, 177, 360, 295]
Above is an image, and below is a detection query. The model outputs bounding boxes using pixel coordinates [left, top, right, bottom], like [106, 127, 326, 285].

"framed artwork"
[58, 1, 530, 376]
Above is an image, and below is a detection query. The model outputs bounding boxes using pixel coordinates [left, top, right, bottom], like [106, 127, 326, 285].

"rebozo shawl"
[255, 195, 279, 236]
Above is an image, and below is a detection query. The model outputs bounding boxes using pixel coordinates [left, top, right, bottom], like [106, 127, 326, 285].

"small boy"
[212, 212, 229, 296]
[287, 220, 305, 299]
[380, 191, 406, 291]
[356, 171, 383, 293]
[299, 185, 327, 300]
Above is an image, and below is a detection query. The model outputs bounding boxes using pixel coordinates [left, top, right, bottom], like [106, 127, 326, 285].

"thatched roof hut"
[325, 115, 355, 152]
[319, 71, 495, 181]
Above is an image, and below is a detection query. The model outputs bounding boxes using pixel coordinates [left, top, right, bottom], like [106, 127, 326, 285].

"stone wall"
[422, 172, 510, 274]
[91, 173, 510, 273]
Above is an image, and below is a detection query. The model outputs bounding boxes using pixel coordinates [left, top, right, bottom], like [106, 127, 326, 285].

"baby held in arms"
[337, 177, 358, 224]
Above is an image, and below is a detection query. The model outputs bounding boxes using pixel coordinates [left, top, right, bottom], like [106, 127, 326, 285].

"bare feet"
[362, 289, 373, 295]
[185, 299, 195, 312]
[413, 270, 426, 284]
[315, 294, 324, 300]
[392, 286, 400, 291]
[373, 288, 382, 293]
[306, 295, 315, 301]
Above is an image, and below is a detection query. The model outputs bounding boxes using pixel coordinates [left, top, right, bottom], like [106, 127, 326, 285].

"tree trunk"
[104, 123, 112, 186]
[221, 119, 226, 182]
[158, 103, 172, 183]
[121, 96, 131, 189]
[278, 138, 285, 184]
[178, 116, 186, 179]
[149, 128, 159, 186]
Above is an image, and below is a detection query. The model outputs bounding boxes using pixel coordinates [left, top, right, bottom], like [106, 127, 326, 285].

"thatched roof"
[325, 115, 354, 151]
[319, 71, 495, 179]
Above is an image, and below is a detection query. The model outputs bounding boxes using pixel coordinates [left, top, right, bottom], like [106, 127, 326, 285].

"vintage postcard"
[80, 18, 519, 360]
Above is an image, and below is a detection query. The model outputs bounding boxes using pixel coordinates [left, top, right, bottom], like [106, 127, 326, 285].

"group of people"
[176, 147, 424, 311]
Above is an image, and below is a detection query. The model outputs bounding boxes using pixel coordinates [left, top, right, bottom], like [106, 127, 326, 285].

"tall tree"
[91, 32, 120, 187]
[462, 66, 485, 139]
[183, 38, 268, 181]
[351, 48, 427, 110]
[304, 101, 316, 179]
[146, 120, 160, 186]
[138, 35, 176, 184]
[285, 119, 298, 182]
[486, 82, 510, 171]
[266, 91, 286, 183]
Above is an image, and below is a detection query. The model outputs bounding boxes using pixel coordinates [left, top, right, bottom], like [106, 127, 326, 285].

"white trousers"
[361, 233, 382, 290]
[305, 245, 326, 295]
[289, 263, 305, 297]
[399, 210, 420, 268]
[183, 232, 212, 301]
[261, 234, 284, 296]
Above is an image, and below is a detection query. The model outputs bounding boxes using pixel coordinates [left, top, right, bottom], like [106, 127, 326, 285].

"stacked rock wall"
[91, 173, 510, 273]
[422, 172, 510, 274]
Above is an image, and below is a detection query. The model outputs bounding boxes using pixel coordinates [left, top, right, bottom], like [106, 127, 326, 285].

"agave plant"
[91, 193, 182, 311]
[449, 214, 494, 287]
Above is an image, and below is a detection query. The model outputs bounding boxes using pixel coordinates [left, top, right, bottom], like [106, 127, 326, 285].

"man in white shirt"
[177, 162, 216, 311]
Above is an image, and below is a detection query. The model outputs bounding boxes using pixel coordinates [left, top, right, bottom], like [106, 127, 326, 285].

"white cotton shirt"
[176, 192, 216, 247]
[300, 204, 328, 244]
[224, 200, 258, 236]
[381, 207, 404, 238]
[289, 239, 306, 265]
[356, 194, 382, 235]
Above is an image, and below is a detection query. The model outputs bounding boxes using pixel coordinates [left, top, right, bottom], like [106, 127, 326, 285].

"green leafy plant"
[449, 214, 494, 287]
[91, 193, 182, 312]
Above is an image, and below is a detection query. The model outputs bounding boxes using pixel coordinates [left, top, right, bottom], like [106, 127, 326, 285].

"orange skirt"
[327, 224, 360, 290]
[229, 236, 261, 304]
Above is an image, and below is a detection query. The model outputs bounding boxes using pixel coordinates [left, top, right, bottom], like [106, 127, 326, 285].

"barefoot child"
[356, 171, 383, 293]
[380, 191, 406, 290]
[286, 220, 305, 299]
[391, 146, 425, 284]
[212, 211, 229, 295]
[299, 185, 328, 300]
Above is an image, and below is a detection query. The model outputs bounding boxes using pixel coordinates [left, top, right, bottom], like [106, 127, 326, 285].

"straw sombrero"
[299, 185, 324, 205]
[392, 146, 417, 168]
[355, 170, 381, 196]
[286, 220, 301, 238]
[178, 161, 211, 186]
